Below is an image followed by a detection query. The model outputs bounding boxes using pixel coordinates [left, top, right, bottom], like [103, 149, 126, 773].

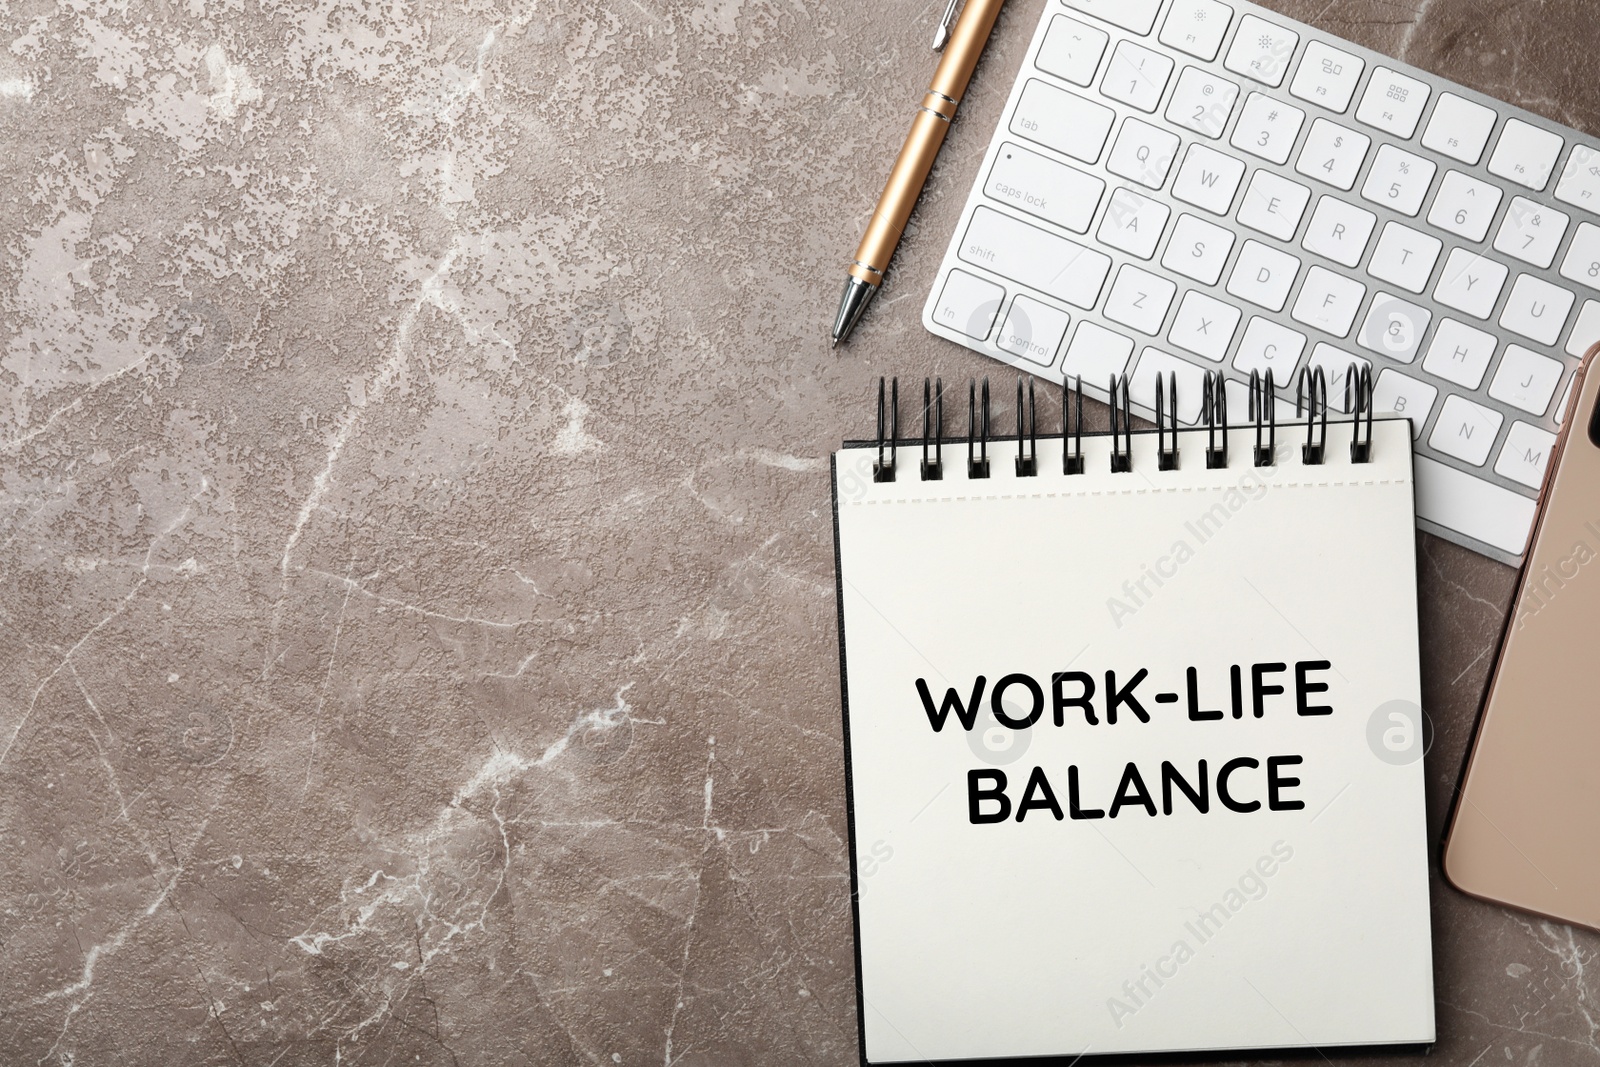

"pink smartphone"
[1445, 343, 1600, 929]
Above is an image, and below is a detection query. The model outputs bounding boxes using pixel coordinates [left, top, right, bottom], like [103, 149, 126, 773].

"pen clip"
[932, 0, 962, 51]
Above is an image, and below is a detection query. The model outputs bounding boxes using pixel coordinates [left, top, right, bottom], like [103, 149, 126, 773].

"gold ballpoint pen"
[831, 0, 1009, 347]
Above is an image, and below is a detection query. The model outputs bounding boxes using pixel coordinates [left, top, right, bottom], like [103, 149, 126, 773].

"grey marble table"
[0, 0, 1596, 1063]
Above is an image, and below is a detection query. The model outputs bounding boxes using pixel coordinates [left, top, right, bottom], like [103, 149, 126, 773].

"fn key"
[932, 270, 1004, 340]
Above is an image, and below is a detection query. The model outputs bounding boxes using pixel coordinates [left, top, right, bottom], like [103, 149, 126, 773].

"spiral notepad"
[831, 371, 1434, 1063]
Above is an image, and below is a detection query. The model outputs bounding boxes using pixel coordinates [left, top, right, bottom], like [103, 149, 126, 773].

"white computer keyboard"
[923, 0, 1600, 565]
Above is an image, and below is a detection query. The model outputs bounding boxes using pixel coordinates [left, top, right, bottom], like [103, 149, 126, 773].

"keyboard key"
[997, 295, 1072, 367]
[1489, 344, 1563, 416]
[1166, 66, 1239, 139]
[1102, 40, 1174, 112]
[1172, 143, 1246, 214]
[942, 0, 1600, 569]
[1303, 195, 1376, 267]
[1495, 422, 1558, 490]
[959, 206, 1113, 309]
[1368, 222, 1442, 294]
[1567, 300, 1600, 356]
[933, 270, 1005, 339]
[1500, 274, 1575, 346]
[1421, 93, 1498, 165]
[1130, 348, 1209, 423]
[1169, 290, 1242, 361]
[1356, 68, 1430, 139]
[1238, 171, 1311, 241]
[1373, 369, 1437, 436]
[1106, 118, 1180, 189]
[1159, 0, 1233, 62]
[1494, 197, 1570, 269]
[1489, 119, 1564, 191]
[1430, 395, 1503, 466]
[1062, 321, 1136, 384]
[1415, 456, 1537, 555]
[1359, 293, 1432, 363]
[1421, 318, 1497, 390]
[1230, 93, 1306, 165]
[1556, 376, 1577, 425]
[1162, 213, 1236, 284]
[1290, 41, 1364, 113]
[1233, 316, 1306, 377]
[1383, 250, 1457, 319]
[1098, 188, 1170, 259]
[1560, 222, 1600, 290]
[1293, 266, 1366, 337]
[1011, 79, 1115, 164]
[1296, 118, 1370, 191]
[1224, 14, 1298, 87]
[1307, 345, 1371, 410]
[1227, 240, 1301, 311]
[1037, 16, 1111, 87]
[1064, 0, 1162, 35]
[1433, 249, 1508, 320]
[986, 143, 1106, 234]
[1360, 145, 1437, 217]
[1428, 170, 1503, 242]
[1104, 265, 1177, 335]
[1555, 144, 1600, 211]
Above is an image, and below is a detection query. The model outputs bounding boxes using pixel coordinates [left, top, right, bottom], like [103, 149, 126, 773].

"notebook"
[831, 372, 1434, 1063]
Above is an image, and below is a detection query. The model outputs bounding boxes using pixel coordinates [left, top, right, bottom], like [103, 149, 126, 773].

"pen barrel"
[930, 0, 1006, 103]
[849, 0, 1006, 284]
[851, 105, 954, 282]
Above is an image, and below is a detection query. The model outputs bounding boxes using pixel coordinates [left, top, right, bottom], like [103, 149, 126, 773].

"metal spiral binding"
[1297, 366, 1329, 465]
[1109, 373, 1133, 473]
[1156, 372, 1179, 471]
[1249, 369, 1277, 467]
[968, 377, 990, 479]
[922, 376, 944, 481]
[872, 363, 1376, 479]
[1204, 370, 1228, 470]
[1015, 377, 1038, 477]
[874, 376, 897, 483]
[1063, 376, 1085, 475]
[1348, 365, 1375, 463]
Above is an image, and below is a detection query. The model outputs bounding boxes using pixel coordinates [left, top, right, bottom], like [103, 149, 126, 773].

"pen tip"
[831, 337, 839, 349]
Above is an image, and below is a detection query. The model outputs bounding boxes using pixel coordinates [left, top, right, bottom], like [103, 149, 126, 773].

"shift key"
[1010, 78, 1115, 164]
[959, 206, 1112, 309]
[986, 142, 1106, 234]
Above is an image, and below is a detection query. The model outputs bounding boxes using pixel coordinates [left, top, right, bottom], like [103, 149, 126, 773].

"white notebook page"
[833, 419, 1433, 1062]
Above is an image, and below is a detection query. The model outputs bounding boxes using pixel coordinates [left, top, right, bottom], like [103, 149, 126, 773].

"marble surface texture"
[1, 0, 1598, 1063]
